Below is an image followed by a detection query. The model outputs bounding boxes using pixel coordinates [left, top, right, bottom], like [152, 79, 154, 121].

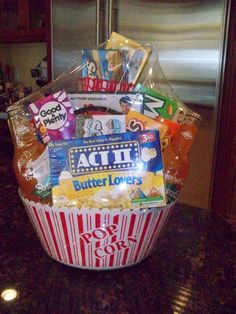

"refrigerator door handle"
[96, 0, 101, 45]
[108, 0, 113, 37]
[97, 0, 106, 45]
[108, 0, 118, 37]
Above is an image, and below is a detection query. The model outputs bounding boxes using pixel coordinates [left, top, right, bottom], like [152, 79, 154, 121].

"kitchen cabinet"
[0, 0, 50, 43]
[0, 0, 51, 82]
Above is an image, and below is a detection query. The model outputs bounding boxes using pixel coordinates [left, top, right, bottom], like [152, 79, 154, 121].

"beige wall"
[0, 43, 46, 91]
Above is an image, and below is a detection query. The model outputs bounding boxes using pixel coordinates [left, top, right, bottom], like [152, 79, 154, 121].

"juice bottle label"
[27, 148, 51, 200]
[15, 124, 31, 148]
[165, 173, 184, 202]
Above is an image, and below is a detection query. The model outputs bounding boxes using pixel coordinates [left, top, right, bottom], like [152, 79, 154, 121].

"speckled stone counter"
[0, 121, 235, 314]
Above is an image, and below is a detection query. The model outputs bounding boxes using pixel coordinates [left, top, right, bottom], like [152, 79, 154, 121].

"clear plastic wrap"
[7, 32, 200, 269]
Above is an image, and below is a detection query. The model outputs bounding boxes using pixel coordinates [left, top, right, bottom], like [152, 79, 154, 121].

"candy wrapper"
[7, 32, 201, 269]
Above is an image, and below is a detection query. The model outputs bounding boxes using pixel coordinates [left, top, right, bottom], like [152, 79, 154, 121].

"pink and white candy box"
[21, 194, 174, 270]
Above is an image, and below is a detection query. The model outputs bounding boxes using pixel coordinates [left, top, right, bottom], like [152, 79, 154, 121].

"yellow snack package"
[49, 130, 166, 209]
[106, 32, 152, 85]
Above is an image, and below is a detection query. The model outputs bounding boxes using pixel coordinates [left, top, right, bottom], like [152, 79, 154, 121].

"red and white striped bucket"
[20, 194, 174, 270]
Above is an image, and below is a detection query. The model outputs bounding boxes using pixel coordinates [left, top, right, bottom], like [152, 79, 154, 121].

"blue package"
[81, 49, 128, 82]
[48, 130, 166, 209]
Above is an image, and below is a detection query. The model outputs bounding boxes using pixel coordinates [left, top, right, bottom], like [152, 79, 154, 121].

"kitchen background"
[0, 0, 229, 210]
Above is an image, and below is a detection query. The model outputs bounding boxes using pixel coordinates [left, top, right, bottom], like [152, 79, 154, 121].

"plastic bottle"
[154, 116, 181, 150]
[163, 111, 201, 202]
[7, 105, 51, 203]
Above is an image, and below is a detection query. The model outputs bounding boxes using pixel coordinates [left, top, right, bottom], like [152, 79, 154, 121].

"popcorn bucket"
[8, 33, 198, 271]
[20, 193, 174, 270]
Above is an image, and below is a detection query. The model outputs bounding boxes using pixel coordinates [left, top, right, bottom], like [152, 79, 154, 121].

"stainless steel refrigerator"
[51, 0, 230, 210]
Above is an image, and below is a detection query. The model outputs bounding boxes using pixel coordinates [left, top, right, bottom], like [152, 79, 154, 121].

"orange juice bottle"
[8, 105, 51, 203]
[163, 111, 200, 202]
[154, 116, 180, 150]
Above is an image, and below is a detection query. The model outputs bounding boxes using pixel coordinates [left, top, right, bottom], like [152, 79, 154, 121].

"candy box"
[48, 130, 167, 210]
[29, 91, 76, 143]
[135, 84, 179, 120]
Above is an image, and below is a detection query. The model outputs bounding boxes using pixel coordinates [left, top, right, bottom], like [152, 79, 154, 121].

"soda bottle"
[163, 111, 201, 202]
[7, 105, 51, 203]
[154, 116, 180, 150]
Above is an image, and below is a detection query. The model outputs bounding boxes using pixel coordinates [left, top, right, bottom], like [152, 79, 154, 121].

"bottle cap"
[184, 111, 201, 125]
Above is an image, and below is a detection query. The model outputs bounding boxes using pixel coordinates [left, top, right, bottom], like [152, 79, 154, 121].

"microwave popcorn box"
[20, 193, 174, 269]
[48, 130, 167, 210]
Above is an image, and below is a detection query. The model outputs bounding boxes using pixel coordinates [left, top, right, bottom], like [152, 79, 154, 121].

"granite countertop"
[0, 121, 235, 314]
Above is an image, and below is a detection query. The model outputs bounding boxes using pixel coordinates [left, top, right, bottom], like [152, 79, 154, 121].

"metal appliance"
[51, 0, 230, 209]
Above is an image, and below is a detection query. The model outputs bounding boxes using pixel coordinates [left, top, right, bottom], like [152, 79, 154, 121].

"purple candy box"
[29, 91, 76, 142]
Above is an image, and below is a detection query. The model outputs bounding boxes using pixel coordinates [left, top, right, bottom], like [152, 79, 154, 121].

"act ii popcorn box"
[48, 130, 166, 209]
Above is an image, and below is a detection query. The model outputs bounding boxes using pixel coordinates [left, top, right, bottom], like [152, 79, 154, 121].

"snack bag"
[68, 92, 144, 114]
[126, 109, 168, 148]
[49, 130, 166, 209]
[75, 114, 126, 138]
[106, 32, 152, 84]
[29, 91, 76, 143]
[81, 49, 129, 82]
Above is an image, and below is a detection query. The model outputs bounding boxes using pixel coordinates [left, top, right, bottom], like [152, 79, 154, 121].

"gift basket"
[7, 33, 200, 270]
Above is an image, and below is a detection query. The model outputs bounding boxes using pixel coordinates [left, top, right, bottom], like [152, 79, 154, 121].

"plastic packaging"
[163, 111, 201, 202]
[7, 106, 51, 203]
[7, 32, 200, 269]
[48, 130, 166, 210]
